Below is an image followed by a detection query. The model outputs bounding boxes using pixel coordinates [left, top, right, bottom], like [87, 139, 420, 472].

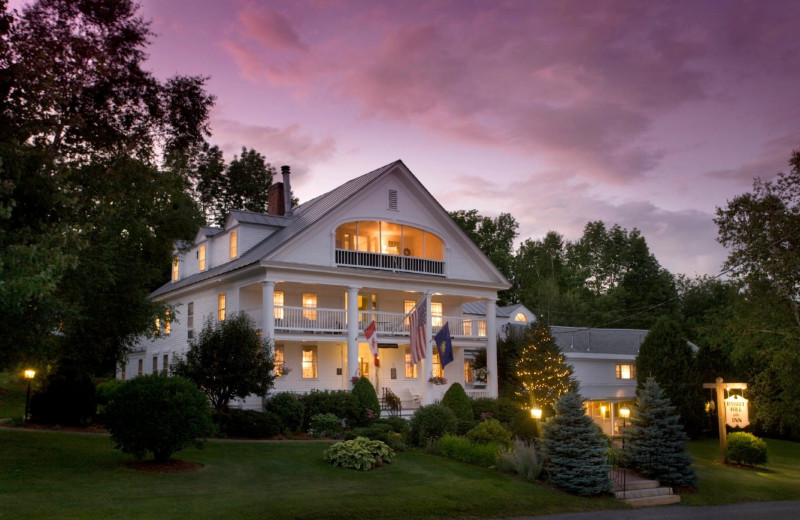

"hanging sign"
[724, 395, 749, 428]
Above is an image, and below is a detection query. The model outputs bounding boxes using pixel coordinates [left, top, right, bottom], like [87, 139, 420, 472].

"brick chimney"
[268, 181, 285, 216]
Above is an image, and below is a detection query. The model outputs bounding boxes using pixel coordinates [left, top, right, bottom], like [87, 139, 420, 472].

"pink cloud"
[236, 4, 308, 51]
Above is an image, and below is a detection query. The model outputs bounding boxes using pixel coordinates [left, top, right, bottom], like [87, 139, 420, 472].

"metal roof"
[152, 160, 402, 298]
[227, 210, 291, 228]
[462, 301, 515, 318]
[552, 326, 649, 356]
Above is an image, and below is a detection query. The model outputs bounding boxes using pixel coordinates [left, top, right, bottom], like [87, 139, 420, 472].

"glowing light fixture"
[531, 407, 543, 420]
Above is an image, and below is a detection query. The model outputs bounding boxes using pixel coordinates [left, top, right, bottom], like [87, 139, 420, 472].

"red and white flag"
[364, 320, 380, 367]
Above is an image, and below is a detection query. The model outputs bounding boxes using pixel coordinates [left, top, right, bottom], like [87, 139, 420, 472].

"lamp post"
[619, 405, 630, 450]
[530, 406, 542, 420]
[23, 369, 36, 423]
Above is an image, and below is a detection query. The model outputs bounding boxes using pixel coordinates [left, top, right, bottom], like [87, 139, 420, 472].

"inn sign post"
[703, 377, 749, 464]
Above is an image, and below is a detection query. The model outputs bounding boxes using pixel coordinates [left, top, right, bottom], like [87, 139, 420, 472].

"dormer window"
[198, 244, 206, 271]
[171, 257, 179, 281]
[230, 230, 238, 259]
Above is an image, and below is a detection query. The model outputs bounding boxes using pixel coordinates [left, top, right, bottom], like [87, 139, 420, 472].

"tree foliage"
[171, 313, 275, 415]
[511, 322, 578, 416]
[351, 376, 380, 426]
[626, 377, 696, 488]
[104, 374, 212, 463]
[542, 392, 611, 496]
[0, 0, 213, 373]
[636, 316, 703, 437]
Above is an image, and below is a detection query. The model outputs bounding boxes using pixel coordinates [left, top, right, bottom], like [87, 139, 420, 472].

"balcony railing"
[335, 249, 445, 276]
[241, 306, 487, 338]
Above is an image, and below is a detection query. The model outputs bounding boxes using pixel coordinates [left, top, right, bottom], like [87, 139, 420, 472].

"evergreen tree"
[626, 377, 697, 488]
[542, 392, 611, 495]
[636, 316, 704, 437]
[514, 322, 578, 416]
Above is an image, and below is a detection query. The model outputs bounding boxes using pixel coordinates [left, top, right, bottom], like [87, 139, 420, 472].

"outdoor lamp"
[619, 406, 630, 419]
[531, 407, 542, 420]
[23, 369, 36, 423]
[600, 405, 607, 418]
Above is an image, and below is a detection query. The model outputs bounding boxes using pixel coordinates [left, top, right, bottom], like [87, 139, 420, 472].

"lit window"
[164, 311, 171, 335]
[154, 317, 160, 335]
[478, 321, 487, 337]
[137, 359, 143, 377]
[431, 302, 443, 327]
[463, 320, 472, 336]
[302, 346, 317, 378]
[514, 312, 527, 322]
[432, 350, 444, 378]
[302, 293, 317, 321]
[274, 345, 285, 377]
[187, 301, 194, 339]
[404, 299, 415, 326]
[198, 245, 206, 271]
[230, 230, 238, 258]
[162, 354, 169, 375]
[616, 364, 636, 379]
[405, 349, 418, 378]
[274, 291, 284, 319]
[464, 361, 474, 383]
[359, 357, 369, 378]
[218, 293, 226, 321]
[172, 257, 179, 281]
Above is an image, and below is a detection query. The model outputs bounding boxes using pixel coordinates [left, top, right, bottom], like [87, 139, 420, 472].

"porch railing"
[335, 249, 445, 276]
[242, 306, 487, 338]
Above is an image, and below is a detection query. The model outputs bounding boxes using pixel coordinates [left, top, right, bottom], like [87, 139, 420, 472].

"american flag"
[408, 298, 427, 365]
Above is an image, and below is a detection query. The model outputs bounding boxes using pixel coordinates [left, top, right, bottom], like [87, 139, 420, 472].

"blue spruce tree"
[542, 392, 611, 495]
[626, 377, 697, 488]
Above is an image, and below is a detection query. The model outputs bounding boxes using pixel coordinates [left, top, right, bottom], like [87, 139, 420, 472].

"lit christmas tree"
[514, 321, 578, 415]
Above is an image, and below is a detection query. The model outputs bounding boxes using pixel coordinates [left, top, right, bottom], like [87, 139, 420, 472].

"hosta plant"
[323, 437, 394, 471]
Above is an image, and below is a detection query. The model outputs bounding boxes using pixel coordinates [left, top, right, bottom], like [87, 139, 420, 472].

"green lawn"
[683, 437, 800, 505]
[0, 429, 621, 520]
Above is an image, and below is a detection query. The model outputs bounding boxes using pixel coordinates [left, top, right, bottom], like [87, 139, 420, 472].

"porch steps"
[611, 470, 680, 508]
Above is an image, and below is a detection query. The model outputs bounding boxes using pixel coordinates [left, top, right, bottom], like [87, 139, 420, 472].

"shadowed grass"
[0, 429, 621, 520]
[0, 371, 29, 420]
[683, 437, 800, 505]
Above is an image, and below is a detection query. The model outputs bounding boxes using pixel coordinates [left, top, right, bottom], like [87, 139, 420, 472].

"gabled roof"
[153, 160, 401, 298]
[462, 301, 511, 318]
[551, 326, 648, 356]
[225, 210, 291, 229]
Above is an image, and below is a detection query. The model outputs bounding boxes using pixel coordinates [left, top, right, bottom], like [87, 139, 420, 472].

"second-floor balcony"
[335, 249, 445, 276]
[241, 306, 487, 339]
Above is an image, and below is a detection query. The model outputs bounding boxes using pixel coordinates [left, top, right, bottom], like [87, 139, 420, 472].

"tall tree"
[450, 209, 518, 302]
[636, 316, 704, 437]
[0, 0, 212, 373]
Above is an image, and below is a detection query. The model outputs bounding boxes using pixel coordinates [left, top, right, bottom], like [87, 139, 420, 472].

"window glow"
[463, 320, 473, 336]
[431, 302, 443, 327]
[198, 245, 206, 271]
[275, 345, 285, 377]
[514, 312, 527, 322]
[405, 349, 418, 378]
[172, 257, 179, 281]
[302, 293, 317, 321]
[218, 293, 226, 321]
[302, 346, 317, 378]
[432, 350, 444, 378]
[335, 221, 445, 261]
[164, 310, 171, 335]
[616, 364, 636, 379]
[230, 230, 238, 258]
[478, 321, 487, 337]
[274, 291, 284, 319]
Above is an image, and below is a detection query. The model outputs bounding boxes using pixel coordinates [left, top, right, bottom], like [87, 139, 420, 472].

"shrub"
[441, 383, 473, 421]
[456, 418, 477, 435]
[104, 375, 212, 463]
[30, 372, 96, 426]
[309, 412, 341, 437]
[727, 432, 768, 466]
[376, 416, 409, 435]
[345, 423, 406, 451]
[351, 377, 381, 426]
[300, 390, 359, 430]
[466, 419, 513, 448]
[510, 413, 540, 441]
[498, 439, 543, 480]
[439, 434, 501, 467]
[265, 392, 305, 433]
[95, 379, 125, 421]
[409, 404, 457, 447]
[323, 437, 394, 470]
[221, 409, 282, 438]
[471, 396, 523, 424]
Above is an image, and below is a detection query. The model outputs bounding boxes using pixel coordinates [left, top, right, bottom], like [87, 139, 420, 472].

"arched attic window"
[514, 312, 528, 322]
[335, 221, 444, 260]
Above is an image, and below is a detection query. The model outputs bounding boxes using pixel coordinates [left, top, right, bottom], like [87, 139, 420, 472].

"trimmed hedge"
[441, 383, 473, 421]
[351, 377, 381, 426]
[727, 432, 768, 466]
[265, 392, 305, 433]
[221, 409, 282, 438]
[299, 390, 359, 430]
[409, 404, 457, 447]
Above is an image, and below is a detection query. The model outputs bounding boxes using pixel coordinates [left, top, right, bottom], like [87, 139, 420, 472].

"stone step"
[615, 486, 674, 499]
[624, 494, 681, 508]
[612, 478, 660, 491]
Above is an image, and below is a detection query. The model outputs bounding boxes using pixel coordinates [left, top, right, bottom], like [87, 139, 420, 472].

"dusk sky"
[16, 0, 800, 277]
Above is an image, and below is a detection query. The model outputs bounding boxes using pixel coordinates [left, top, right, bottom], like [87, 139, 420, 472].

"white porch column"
[347, 286, 360, 389]
[485, 298, 498, 398]
[610, 401, 616, 437]
[261, 281, 275, 342]
[423, 293, 434, 404]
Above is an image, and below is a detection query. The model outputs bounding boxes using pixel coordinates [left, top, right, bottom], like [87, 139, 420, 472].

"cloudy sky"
[18, 0, 800, 276]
